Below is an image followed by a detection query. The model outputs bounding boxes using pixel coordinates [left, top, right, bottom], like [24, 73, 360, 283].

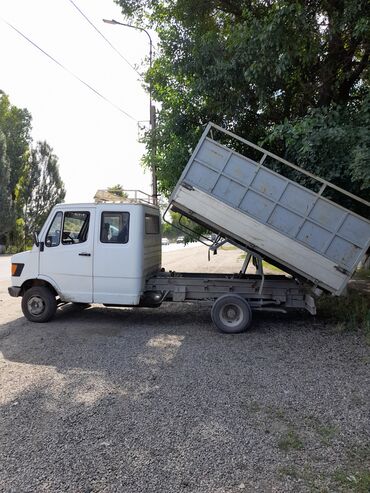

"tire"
[211, 294, 252, 334]
[21, 286, 57, 323]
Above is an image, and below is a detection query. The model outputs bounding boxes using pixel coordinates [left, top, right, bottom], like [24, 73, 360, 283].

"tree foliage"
[115, 0, 370, 202]
[162, 211, 201, 241]
[0, 130, 13, 242]
[0, 91, 31, 198]
[107, 184, 129, 199]
[0, 92, 65, 249]
[20, 141, 66, 239]
[267, 94, 370, 191]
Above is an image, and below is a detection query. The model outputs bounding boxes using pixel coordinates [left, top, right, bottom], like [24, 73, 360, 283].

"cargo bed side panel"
[172, 187, 348, 295]
[169, 125, 370, 294]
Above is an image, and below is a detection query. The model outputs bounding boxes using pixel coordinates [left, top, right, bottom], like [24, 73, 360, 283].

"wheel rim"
[219, 303, 243, 328]
[27, 295, 46, 316]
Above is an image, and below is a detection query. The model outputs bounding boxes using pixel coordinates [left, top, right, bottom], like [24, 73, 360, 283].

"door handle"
[78, 252, 91, 257]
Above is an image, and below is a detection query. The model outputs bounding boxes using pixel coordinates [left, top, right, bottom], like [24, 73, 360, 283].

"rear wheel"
[21, 286, 57, 323]
[211, 294, 252, 334]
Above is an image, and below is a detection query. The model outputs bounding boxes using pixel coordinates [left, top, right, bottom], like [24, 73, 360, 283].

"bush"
[317, 291, 370, 344]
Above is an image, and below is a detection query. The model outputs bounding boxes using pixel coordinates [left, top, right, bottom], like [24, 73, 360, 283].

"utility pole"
[103, 19, 157, 205]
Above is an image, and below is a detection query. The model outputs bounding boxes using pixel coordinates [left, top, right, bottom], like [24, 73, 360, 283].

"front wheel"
[21, 286, 57, 323]
[211, 294, 252, 334]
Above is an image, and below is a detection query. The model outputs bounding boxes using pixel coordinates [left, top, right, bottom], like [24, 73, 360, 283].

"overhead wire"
[1, 17, 137, 121]
[67, 0, 142, 78]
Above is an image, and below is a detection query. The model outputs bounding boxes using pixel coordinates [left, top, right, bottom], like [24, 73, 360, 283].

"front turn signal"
[11, 263, 24, 277]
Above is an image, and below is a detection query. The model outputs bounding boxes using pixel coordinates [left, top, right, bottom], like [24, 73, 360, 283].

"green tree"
[162, 210, 210, 242]
[0, 91, 32, 248]
[115, 0, 370, 201]
[0, 130, 13, 245]
[0, 91, 31, 200]
[0, 92, 66, 249]
[20, 141, 66, 243]
[267, 94, 370, 193]
[107, 184, 129, 199]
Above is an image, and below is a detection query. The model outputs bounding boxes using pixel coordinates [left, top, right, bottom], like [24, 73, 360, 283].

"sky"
[0, 0, 154, 203]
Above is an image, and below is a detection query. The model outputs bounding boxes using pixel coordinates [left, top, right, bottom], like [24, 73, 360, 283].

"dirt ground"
[0, 247, 369, 493]
[162, 243, 247, 273]
[0, 244, 263, 325]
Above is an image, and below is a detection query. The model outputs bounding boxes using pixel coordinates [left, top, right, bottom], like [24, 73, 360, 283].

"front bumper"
[8, 286, 21, 297]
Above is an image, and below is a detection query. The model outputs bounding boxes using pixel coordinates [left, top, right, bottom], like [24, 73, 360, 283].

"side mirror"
[33, 231, 40, 247]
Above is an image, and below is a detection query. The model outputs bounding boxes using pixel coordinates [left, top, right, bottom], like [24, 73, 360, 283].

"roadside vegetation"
[317, 289, 370, 344]
[242, 399, 370, 492]
[354, 268, 370, 281]
[162, 211, 204, 242]
[0, 91, 65, 253]
[237, 245, 370, 342]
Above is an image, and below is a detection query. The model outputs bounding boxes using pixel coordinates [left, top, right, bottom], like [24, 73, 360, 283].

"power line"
[1, 17, 137, 121]
[67, 0, 142, 78]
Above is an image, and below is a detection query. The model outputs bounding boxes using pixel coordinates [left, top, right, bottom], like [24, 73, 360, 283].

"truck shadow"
[0, 305, 365, 493]
[0, 302, 316, 372]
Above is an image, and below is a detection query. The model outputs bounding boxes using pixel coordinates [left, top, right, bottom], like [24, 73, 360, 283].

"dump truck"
[9, 123, 370, 333]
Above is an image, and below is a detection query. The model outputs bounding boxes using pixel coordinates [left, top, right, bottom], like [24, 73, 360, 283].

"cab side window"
[62, 212, 90, 245]
[145, 214, 160, 234]
[45, 212, 63, 247]
[101, 212, 129, 244]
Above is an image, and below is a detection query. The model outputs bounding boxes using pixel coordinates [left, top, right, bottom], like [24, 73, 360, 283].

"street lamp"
[103, 18, 157, 205]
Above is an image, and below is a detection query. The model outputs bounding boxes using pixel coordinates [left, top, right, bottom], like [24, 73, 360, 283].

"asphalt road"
[0, 246, 369, 493]
[0, 255, 11, 281]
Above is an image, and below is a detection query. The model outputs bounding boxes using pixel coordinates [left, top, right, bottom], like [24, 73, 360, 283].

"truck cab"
[9, 202, 161, 322]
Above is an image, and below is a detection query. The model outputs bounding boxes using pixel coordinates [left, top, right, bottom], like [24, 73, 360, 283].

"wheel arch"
[20, 278, 58, 297]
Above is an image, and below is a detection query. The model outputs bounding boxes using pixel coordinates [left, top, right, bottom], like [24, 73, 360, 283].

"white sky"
[0, 0, 154, 203]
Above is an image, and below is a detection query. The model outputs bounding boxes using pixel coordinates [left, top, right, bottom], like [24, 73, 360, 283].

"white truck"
[9, 123, 370, 333]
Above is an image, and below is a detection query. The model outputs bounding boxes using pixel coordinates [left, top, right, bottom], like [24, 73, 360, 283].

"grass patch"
[220, 244, 238, 251]
[278, 465, 300, 480]
[304, 416, 338, 445]
[278, 465, 328, 491]
[316, 424, 338, 444]
[266, 405, 286, 420]
[354, 268, 370, 281]
[317, 291, 370, 344]
[332, 469, 370, 493]
[237, 253, 286, 274]
[278, 429, 304, 451]
[262, 261, 286, 273]
[346, 444, 370, 462]
[330, 445, 370, 491]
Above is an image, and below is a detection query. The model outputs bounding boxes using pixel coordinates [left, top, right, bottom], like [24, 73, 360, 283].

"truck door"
[39, 208, 94, 302]
[93, 209, 135, 304]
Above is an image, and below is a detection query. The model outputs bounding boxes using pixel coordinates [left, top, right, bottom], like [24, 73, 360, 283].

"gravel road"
[0, 247, 369, 493]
